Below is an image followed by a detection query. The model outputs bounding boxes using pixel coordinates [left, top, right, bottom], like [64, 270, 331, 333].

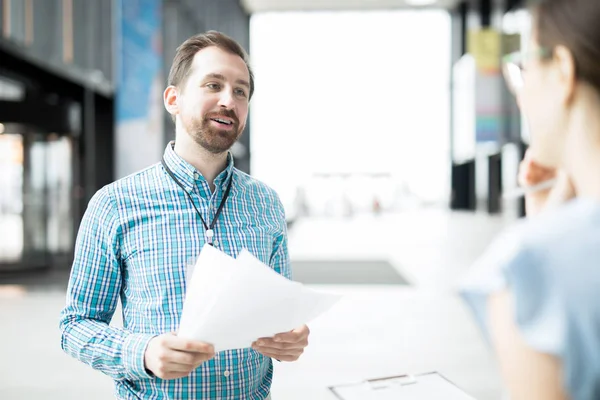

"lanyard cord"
[161, 157, 233, 245]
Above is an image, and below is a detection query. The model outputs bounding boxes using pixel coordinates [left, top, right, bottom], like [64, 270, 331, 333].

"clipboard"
[328, 371, 476, 399]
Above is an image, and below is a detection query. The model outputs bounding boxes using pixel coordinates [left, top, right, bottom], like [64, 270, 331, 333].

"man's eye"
[207, 83, 220, 90]
[235, 88, 247, 97]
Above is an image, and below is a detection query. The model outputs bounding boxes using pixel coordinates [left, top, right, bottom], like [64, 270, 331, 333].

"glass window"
[250, 10, 451, 213]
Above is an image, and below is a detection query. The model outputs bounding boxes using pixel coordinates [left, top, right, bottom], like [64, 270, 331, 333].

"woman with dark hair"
[461, 1, 600, 399]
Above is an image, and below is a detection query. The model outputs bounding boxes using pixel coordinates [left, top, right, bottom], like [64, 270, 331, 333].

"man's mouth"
[210, 117, 234, 126]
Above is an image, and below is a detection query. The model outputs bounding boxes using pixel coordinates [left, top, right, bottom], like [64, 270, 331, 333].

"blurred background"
[0, 0, 533, 398]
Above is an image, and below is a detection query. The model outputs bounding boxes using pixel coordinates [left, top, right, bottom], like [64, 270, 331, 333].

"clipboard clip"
[367, 374, 417, 390]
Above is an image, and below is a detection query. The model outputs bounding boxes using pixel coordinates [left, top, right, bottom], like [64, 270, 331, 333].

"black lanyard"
[161, 157, 233, 245]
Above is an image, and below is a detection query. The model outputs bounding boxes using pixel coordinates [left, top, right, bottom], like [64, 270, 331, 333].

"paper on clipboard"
[329, 372, 476, 400]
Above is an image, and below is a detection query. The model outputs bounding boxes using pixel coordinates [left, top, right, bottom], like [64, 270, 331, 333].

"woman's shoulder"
[462, 197, 600, 400]
[463, 197, 600, 292]
[516, 197, 600, 250]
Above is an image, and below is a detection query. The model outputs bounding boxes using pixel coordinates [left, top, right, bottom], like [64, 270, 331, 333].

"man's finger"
[166, 335, 215, 354]
[252, 341, 304, 353]
[191, 352, 215, 366]
[272, 332, 301, 343]
[254, 346, 304, 357]
[161, 370, 194, 380]
[255, 350, 303, 361]
[165, 363, 197, 373]
[154, 362, 195, 377]
[252, 338, 304, 350]
[163, 350, 198, 367]
[271, 327, 308, 343]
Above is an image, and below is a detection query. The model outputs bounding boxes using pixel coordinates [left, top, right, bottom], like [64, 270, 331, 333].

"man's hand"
[251, 325, 310, 362]
[144, 333, 215, 380]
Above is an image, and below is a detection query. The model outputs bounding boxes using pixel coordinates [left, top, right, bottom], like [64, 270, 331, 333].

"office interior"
[1, 0, 533, 398]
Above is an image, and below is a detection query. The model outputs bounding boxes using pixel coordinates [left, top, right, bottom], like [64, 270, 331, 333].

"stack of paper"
[177, 244, 341, 352]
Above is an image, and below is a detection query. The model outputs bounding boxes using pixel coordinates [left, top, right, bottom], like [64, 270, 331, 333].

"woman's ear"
[553, 45, 577, 105]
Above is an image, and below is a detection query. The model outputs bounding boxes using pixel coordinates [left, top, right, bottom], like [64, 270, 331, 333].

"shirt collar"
[162, 141, 235, 192]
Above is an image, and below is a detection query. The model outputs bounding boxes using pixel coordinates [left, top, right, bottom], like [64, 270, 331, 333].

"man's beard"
[183, 110, 242, 155]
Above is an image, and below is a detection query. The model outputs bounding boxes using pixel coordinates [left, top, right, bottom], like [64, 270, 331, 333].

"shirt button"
[224, 370, 230, 378]
[214, 239, 219, 246]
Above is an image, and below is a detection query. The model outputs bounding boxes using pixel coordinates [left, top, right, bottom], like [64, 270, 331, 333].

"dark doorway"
[0, 50, 114, 272]
[0, 125, 76, 271]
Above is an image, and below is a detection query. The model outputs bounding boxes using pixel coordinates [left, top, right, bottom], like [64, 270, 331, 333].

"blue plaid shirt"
[59, 143, 291, 399]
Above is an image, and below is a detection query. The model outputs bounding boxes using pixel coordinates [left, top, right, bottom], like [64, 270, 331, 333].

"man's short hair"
[168, 30, 254, 99]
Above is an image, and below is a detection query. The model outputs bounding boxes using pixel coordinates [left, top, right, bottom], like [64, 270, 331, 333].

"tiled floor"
[0, 207, 516, 399]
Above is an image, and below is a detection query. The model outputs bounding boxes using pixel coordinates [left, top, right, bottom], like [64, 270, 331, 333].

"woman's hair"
[532, 0, 600, 93]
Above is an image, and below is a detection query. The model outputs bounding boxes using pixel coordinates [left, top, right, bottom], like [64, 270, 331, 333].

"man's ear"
[164, 85, 179, 117]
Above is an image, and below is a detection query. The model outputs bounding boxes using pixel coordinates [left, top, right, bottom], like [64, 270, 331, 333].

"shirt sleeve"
[269, 195, 292, 281]
[460, 225, 567, 346]
[59, 187, 155, 381]
[458, 225, 600, 400]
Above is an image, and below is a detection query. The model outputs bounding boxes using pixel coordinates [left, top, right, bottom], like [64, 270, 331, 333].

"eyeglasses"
[502, 48, 552, 95]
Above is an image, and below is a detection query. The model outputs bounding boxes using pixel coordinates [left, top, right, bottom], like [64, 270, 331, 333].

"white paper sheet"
[177, 244, 341, 352]
[330, 373, 476, 400]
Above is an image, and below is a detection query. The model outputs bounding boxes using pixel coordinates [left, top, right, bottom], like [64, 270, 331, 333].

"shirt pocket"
[224, 210, 278, 267]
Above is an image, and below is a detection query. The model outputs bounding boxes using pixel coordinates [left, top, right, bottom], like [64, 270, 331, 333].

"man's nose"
[218, 90, 235, 109]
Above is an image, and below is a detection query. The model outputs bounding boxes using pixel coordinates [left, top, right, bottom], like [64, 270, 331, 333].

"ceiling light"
[405, 0, 438, 6]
